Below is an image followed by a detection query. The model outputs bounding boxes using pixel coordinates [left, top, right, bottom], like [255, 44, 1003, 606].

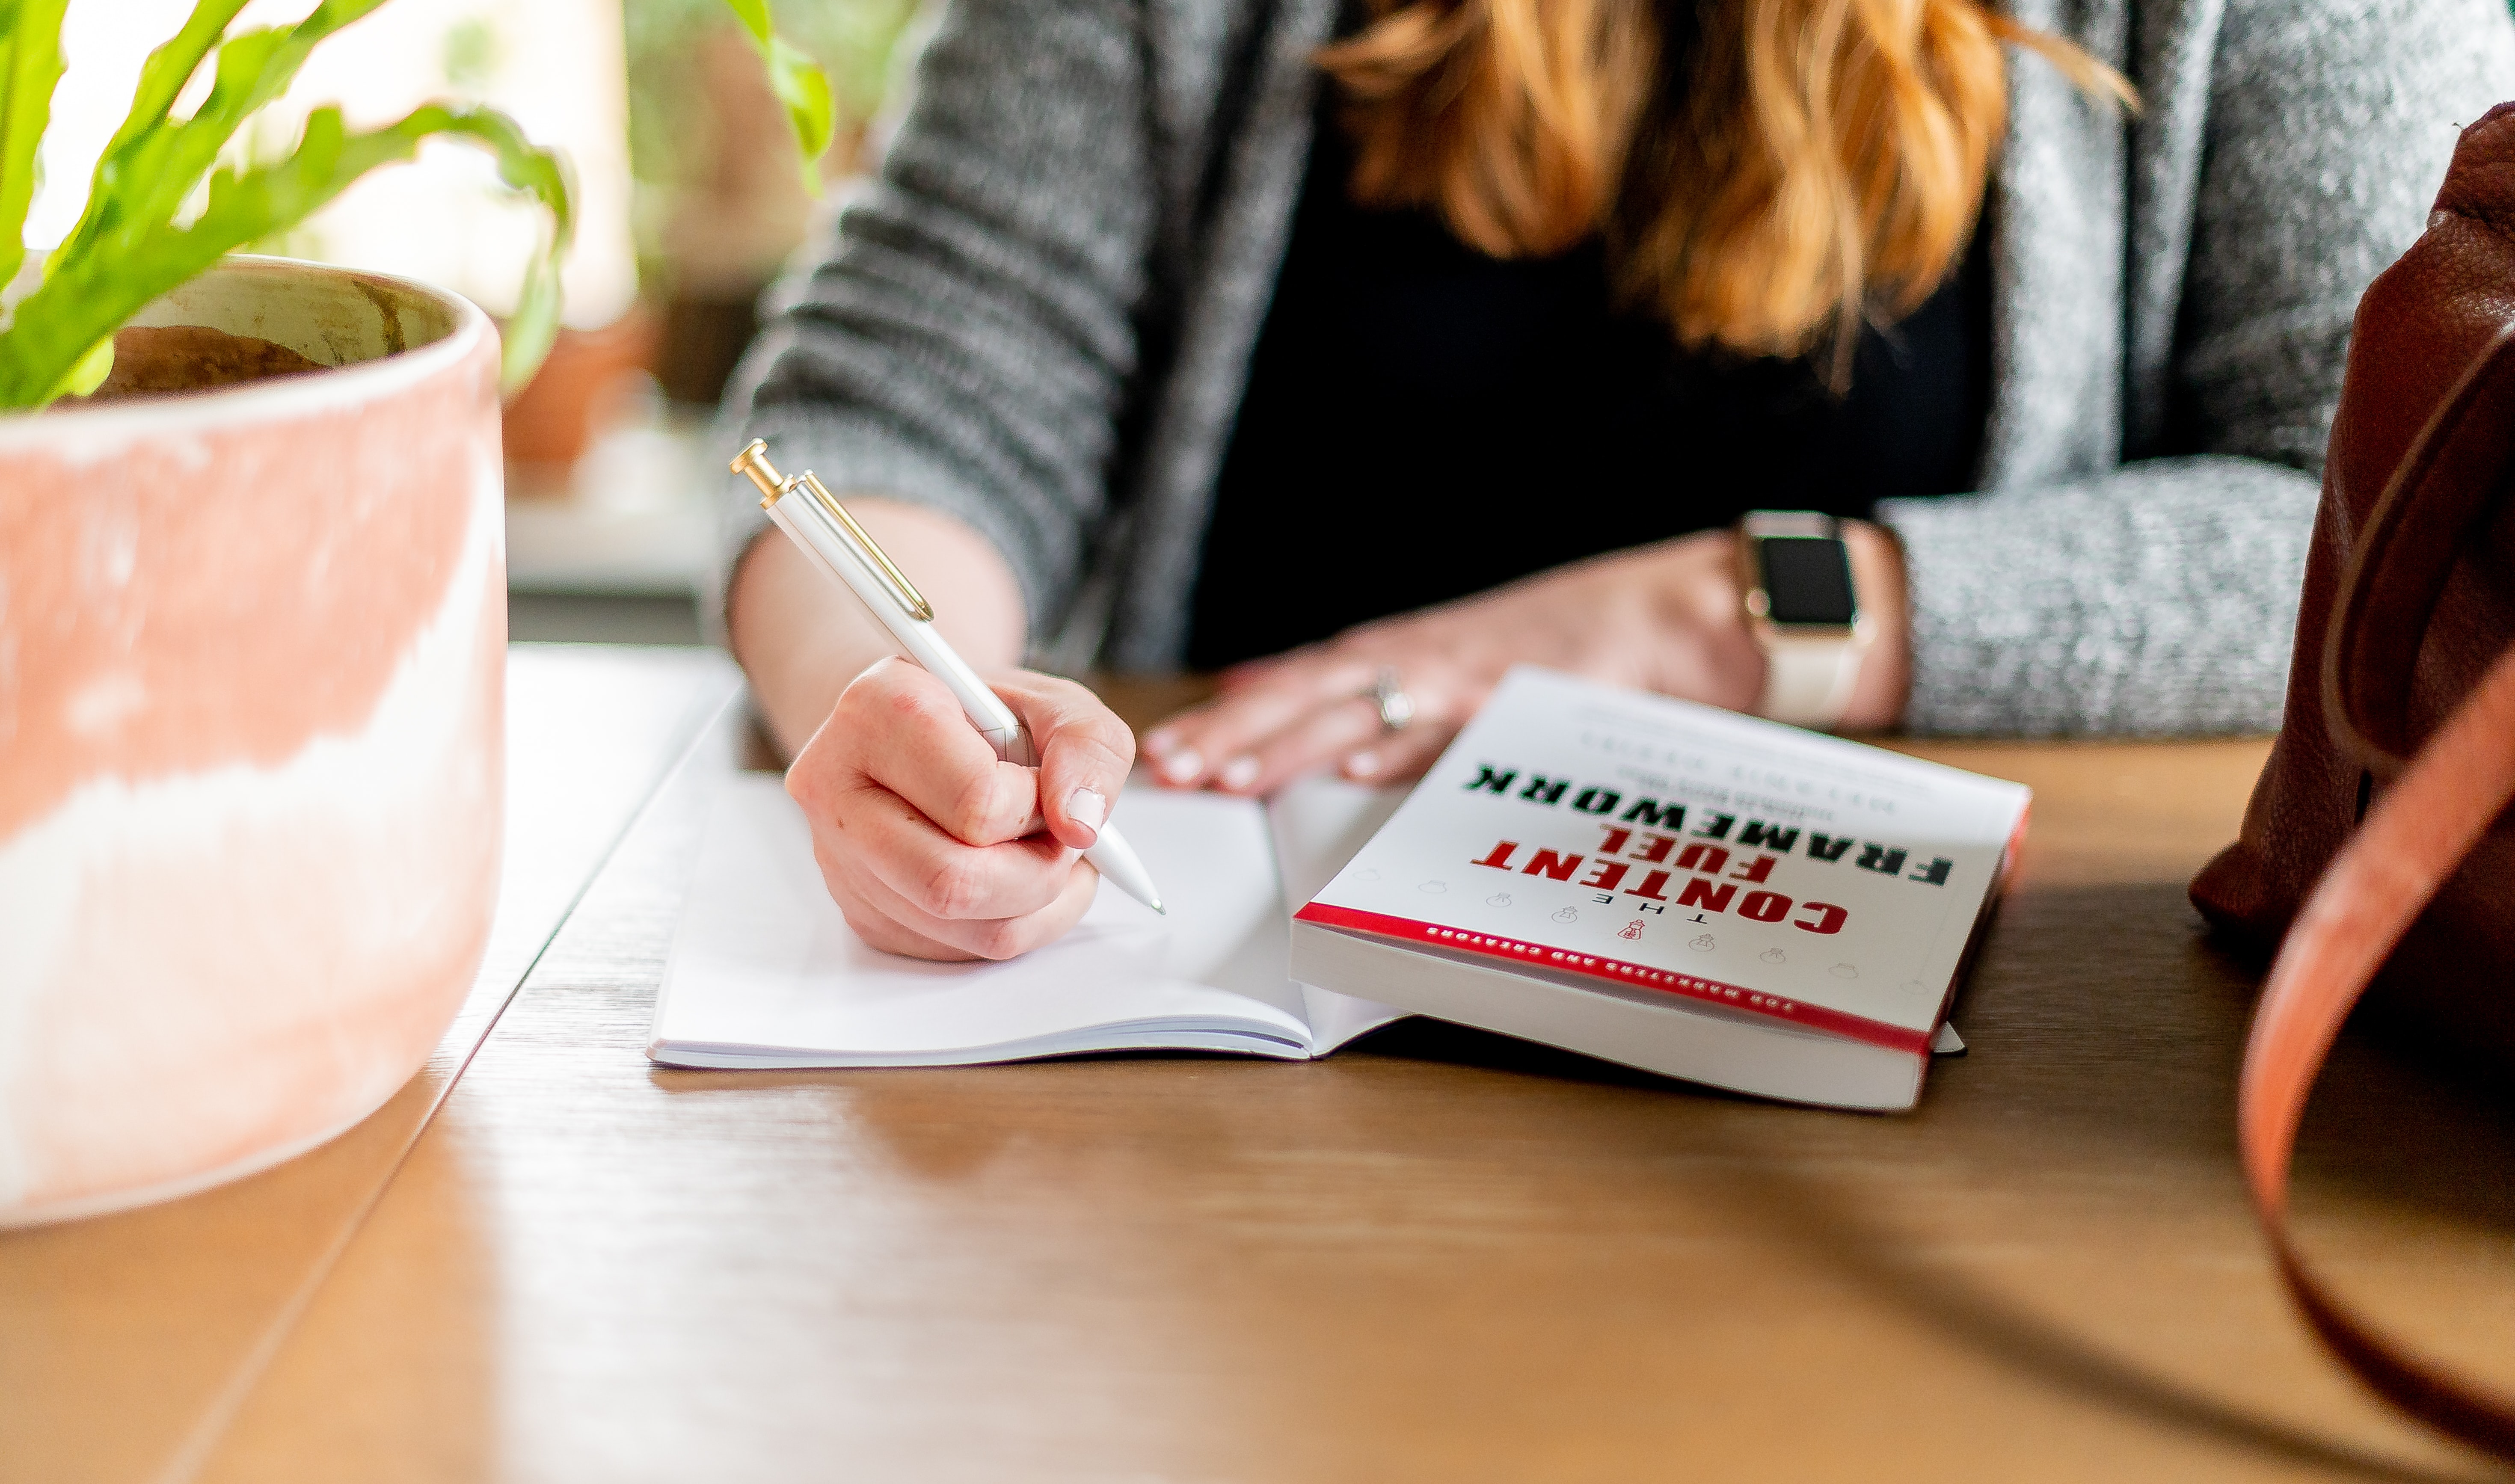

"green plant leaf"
[56, 329, 111, 397]
[0, 100, 572, 407]
[428, 104, 575, 391]
[720, 0, 834, 195]
[718, 0, 774, 44]
[97, 0, 253, 167]
[0, 0, 72, 294]
[54, 0, 390, 275]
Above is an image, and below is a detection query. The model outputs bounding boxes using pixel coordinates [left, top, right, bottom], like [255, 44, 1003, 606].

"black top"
[1184, 106, 1992, 670]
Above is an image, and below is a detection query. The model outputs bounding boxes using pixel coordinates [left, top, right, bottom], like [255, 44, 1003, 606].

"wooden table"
[10, 645, 2514, 1483]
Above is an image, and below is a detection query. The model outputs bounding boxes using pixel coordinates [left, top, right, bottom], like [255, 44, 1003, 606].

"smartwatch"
[1737, 511, 1872, 729]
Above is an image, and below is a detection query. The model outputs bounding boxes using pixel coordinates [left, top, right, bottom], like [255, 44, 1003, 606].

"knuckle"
[842, 661, 944, 729]
[886, 683, 950, 732]
[837, 658, 902, 706]
[943, 767, 1023, 842]
[916, 853, 988, 919]
[969, 917, 1035, 962]
[1030, 681, 1131, 749]
[1057, 730, 1133, 782]
[832, 672, 877, 720]
[788, 720, 859, 792]
[938, 771, 991, 839]
[1088, 712, 1139, 767]
[1025, 673, 1091, 709]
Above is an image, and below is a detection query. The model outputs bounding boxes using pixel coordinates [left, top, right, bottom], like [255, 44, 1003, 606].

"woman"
[722, 0, 2512, 961]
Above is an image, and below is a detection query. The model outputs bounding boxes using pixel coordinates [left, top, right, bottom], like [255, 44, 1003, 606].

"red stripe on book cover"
[1293, 902, 1931, 1055]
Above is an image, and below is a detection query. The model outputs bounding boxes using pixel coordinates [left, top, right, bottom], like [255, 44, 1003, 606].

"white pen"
[733, 439, 1166, 914]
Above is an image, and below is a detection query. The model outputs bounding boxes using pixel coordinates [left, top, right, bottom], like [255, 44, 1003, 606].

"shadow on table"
[1346, 877, 2515, 1481]
[635, 867, 2514, 1480]
[1719, 1160, 2500, 1484]
[1349, 877, 2515, 1229]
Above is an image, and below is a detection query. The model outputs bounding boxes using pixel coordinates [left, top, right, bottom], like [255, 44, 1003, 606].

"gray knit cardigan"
[724, 0, 2515, 735]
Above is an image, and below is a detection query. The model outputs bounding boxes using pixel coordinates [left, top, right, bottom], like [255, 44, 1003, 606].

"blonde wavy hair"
[1319, 0, 2134, 369]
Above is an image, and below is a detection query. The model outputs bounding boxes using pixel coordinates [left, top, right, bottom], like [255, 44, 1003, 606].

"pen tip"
[1152, 900, 1167, 915]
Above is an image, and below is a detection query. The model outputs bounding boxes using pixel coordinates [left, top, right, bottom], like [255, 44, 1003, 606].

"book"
[1289, 666, 2029, 1111]
[650, 668, 2009, 1106]
[648, 773, 1411, 1068]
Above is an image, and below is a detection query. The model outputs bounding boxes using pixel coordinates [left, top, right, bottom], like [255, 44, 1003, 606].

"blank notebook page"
[650, 778, 1323, 1066]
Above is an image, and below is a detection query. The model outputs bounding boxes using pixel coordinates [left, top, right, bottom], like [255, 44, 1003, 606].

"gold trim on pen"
[729, 438, 937, 622]
[797, 471, 935, 622]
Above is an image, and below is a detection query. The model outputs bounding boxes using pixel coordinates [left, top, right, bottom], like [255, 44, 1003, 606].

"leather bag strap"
[2325, 321, 2515, 779]
[2242, 323, 2515, 1456]
[2241, 645, 2515, 1455]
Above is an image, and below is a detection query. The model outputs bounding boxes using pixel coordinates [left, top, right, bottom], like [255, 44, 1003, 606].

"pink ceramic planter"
[0, 258, 506, 1226]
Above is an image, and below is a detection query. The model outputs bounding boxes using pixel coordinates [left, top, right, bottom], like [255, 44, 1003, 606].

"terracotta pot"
[499, 307, 655, 473]
[0, 257, 506, 1226]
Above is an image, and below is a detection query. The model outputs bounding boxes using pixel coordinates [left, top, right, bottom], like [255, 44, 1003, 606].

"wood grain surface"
[27, 655, 2515, 1483]
[0, 646, 740, 1484]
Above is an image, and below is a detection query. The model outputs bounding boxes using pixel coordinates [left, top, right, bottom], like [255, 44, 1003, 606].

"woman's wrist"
[727, 498, 1029, 759]
[1636, 530, 1766, 711]
[1642, 520, 1910, 731]
[1839, 519, 1911, 731]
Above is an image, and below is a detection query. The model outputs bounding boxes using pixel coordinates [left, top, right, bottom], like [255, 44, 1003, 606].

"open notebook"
[648, 776, 1409, 1068]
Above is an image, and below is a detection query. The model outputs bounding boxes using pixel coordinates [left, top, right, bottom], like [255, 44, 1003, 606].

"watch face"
[1756, 536, 1858, 627]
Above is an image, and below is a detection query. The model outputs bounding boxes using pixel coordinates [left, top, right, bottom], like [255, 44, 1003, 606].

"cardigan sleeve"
[713, 0, 1157, 642]
[1879, 0, 2515, 736]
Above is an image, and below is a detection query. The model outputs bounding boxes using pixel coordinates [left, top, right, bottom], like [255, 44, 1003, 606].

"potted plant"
[0, 0, 827, 1225]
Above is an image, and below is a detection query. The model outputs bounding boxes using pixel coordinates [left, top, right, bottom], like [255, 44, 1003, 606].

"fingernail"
[1142, 729, 1178, 757]
[1219, 755, 1261, 791]
[1159, 749, 1204, 785]
[1343, 750, 1380, 778]
[1066, 785, 1106, 838]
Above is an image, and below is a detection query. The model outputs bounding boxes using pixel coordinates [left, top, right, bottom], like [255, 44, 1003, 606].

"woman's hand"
[733, 498, 1136, 963]
[1142, 524, 1909, 796]
[784, 658, 1136, 961]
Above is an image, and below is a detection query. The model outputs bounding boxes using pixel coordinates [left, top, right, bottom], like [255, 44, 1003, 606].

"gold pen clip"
[731, 438, 937, 622]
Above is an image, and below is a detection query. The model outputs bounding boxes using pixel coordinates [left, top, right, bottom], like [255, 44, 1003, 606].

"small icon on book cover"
[1486, 892, 1513, 908]
[1418, 880, 1447, 894]
[1829, 963, 1860, 980]
[1689, 933, 1716, 951]
[1358, 868, 1382, 882]
[1760, 948, 1786, 964]
[1617, 921, 1643, 941]
[1552, 906, 1579, 924]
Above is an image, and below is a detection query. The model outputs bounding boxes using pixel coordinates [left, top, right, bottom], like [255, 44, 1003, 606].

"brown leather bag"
[2190, 102, 2515, 1455]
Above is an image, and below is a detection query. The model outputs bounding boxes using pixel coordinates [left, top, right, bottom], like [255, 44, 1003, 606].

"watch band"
[1738, 511, 1871, 729]
[1756, 631, 1868, 727]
